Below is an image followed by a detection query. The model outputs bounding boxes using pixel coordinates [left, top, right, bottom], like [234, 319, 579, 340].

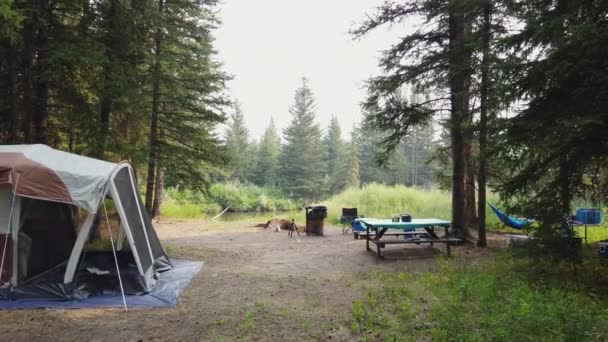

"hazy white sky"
[214, 0, 404, 140]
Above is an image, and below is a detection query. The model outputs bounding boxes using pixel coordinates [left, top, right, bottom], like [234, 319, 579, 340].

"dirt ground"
[0, 219, 506, 342]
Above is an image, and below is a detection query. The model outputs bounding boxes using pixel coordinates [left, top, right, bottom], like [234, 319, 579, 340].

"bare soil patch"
[0, 219, 506, 341]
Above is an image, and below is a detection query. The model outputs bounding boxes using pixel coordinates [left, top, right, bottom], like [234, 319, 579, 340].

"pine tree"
[496, 0, 608, 234]
[0, 0, 22, 143]
[358, 108, 385, 185]
[477, 0, 492, 247]
[354, 0, 477, 237]
[0, 0, 229, 202]
[224, 101, 252, 182]
[252, 118, 281, 186]
[279, 78, 326, 200]
[324, 115, 345, 193]
[342, 127, 361, 190]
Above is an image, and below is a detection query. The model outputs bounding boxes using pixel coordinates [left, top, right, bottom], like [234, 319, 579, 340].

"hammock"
[488, 203, 534, 230]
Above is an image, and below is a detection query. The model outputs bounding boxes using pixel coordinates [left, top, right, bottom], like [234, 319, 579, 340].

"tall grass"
[322, 183, 502, 230]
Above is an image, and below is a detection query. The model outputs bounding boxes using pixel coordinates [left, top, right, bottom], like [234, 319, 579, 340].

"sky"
[213, 0, 405, 140]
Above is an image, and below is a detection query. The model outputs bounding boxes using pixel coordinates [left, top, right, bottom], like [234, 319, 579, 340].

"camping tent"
[0, 144, 171, 301]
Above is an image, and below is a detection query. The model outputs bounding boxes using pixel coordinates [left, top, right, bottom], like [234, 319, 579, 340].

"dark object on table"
[305, 206, 327, 236]
[340, 208, 359, 235]
[401, 214, 412, 222]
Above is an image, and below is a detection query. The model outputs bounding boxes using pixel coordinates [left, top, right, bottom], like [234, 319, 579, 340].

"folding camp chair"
[340, 208, 359, 234]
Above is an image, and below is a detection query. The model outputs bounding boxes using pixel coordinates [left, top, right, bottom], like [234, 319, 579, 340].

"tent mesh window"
[113, 167, 153, 273]
[20, 198, 76, 280]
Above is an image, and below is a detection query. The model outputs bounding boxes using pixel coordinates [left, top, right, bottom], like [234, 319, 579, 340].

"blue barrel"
[575, 208, 602, 225]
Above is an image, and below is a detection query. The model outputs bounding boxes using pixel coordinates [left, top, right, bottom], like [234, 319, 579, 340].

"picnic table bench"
[357, 218, 460, 259]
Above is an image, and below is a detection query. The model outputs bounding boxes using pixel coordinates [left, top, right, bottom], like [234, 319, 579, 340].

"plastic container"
[575, 208, 602, 225]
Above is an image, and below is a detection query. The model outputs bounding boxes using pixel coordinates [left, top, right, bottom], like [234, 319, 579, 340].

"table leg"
[424, 227, 439, 239]
[376, 228, 388, 240]
[585, 225, 588, 245]
[366, 224, 371, 251]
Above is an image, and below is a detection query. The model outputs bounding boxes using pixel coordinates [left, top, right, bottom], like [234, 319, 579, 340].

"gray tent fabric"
[0, 144, 116, 213]
[0, 145, 176, 305]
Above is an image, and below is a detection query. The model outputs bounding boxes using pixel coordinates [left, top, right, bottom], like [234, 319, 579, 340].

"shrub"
[159, 183, 298, 218]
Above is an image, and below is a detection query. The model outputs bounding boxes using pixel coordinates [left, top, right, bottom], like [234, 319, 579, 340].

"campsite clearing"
[0, 219, 504, 341]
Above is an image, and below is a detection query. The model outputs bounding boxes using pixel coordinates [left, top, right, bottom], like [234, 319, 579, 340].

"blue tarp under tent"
[0, 260, 202, 310]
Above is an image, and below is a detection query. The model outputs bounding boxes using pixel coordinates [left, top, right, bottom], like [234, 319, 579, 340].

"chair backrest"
[342, 208, 358, 217]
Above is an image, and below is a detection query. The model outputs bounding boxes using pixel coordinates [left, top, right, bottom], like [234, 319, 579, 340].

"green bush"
[351, 255, 608, 341]
[159, 183, 298, 218]
[208, 182, 298, 212]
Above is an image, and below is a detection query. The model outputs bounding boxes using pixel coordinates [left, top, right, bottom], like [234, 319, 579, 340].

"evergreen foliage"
[358, 104, 438, 188]
[343, 127, 361, 190]
[279, 78, 326, 200]
[0, 0, 229, 214]
[224, 102, 252, 182]
[324, 115, 346, 194]
[353, 0, 475, 236]
[495, 0, 608, 234]
[251, 118, 281, 187]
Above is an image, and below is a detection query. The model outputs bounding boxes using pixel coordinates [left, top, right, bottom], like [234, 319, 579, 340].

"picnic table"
[357, 218, 460, 259]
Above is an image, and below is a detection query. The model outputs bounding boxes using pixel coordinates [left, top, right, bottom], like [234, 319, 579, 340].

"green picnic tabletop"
[359, 218, 451, 229]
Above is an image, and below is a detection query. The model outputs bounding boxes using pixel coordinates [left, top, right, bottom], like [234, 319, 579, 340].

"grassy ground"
[351, 251, 608, 341]
[3, 216, 607, 341]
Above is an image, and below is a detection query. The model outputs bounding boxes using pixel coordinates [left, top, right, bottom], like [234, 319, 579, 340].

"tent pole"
[0, 173, 20, 287]
[103, 200, 128, 312]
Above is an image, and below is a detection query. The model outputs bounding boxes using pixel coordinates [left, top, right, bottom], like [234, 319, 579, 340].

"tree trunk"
[94, 0, 118, 158]
[97, 77, 112, 157]
[7, 42, 18, 143]
[145, 0, 164, 213]
[464, 137, 477, 225]
[21, 14, 36, 143]
[448, 2, 472, 238]
[558, 153, 572, 218]
[151, 166, 164, 219]
[477, 1, 491, 247]
[33, 0, 50, 144]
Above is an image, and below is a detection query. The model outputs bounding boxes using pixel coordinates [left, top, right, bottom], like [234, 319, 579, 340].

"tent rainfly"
[0, 145, 171, 301]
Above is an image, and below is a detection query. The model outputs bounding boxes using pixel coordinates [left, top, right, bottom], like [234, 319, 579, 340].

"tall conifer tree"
[279, 78, 326, 200]
[324, 115, 345, 193]
[252, 118, 281, 186]
[224, 101, 252, 182]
